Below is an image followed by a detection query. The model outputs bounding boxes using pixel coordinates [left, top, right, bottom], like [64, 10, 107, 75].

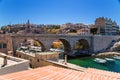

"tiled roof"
[0, 66, 120, 80]
[86, 68, 120, 79]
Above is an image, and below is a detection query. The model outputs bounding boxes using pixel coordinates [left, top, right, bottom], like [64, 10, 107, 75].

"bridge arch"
[59, 39, 71, 52]
[33, 40, 46, 51]
[74, 39, 90, 51]
[18, 38, 45, 51]
[51, 38, 71, 52]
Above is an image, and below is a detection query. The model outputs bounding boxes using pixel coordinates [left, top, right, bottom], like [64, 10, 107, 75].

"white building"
[95, 17, 119, 35]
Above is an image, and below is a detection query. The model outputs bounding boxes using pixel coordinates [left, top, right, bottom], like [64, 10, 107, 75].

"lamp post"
[64, 54, 67, 65]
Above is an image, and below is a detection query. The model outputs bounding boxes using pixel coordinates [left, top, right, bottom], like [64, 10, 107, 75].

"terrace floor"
[0, 66, 120, 80]
[0, 57, 18, 68]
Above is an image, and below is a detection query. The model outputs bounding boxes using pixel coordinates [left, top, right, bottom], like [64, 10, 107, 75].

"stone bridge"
[9, 34, 120, 54]
[10, 34, 92, 53]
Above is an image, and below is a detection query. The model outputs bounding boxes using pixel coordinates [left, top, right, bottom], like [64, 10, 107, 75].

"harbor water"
[68, 57, 120, 73]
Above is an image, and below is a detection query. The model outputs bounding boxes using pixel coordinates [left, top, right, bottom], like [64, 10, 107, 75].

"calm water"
[68, 57, 120, 73]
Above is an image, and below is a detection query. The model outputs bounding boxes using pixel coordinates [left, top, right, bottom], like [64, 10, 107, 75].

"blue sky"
[0, 0, 120, 27]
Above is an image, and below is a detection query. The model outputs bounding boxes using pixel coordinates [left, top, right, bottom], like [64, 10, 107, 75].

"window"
[3, 44, 7, 48]
[29, 63, 32, 68]
[19, 55, 21, 58]
[37, 59, 39, 62]
[0, 43, 7, 49]
[30, 59, 32, 62]
[0, 44, 2, 49]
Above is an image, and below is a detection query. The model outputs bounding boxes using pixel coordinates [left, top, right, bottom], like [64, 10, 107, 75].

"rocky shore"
[92, 52, 120, 57]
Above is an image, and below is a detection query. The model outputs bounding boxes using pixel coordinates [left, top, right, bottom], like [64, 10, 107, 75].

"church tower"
[25, 19, 31, 33]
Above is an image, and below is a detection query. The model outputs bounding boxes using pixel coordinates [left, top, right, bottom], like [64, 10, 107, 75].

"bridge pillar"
[89, 36, 94, 52]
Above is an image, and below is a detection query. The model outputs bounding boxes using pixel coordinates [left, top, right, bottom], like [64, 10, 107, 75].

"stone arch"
[18, 38, 45, 51]
[51, 38, 71, 52]
[59, 39, 71, 52]
[34, 40, 45, 51]
[74, 39, 90, 51]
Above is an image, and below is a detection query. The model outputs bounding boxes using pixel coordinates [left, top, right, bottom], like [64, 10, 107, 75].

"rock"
[110, 41, 120, 51]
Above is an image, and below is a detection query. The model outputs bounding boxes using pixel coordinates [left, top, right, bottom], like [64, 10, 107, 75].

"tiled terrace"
[0, 66, 120, 80]
[86, 68, 120, 79]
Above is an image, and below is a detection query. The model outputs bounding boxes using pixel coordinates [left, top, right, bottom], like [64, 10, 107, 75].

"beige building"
[77, 27, 90, 35]
[60, 23, 89, 34]
[95, 17, 119, 35]
[0, 52, 29, 75]
[0, 34, 13, 54]
[0, 34, 7, 53]
[60, 23, 87, 30]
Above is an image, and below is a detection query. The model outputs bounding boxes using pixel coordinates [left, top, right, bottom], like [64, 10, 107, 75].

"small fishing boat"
[105, 58, 115, 62]
[94, 58, 107, 63]
[113, 56, 120, 60]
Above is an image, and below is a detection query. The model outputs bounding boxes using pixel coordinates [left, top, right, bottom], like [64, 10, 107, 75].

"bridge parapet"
[10, 34, 91, 37]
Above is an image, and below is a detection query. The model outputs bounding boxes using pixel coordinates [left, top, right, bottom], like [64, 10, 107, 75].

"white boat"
[50, 48, 56, 51]
[94, 58, 107, 63]
[105, 58, 115, 62]
[113, 56, 120, 60]
[21, 46, 28, 50]
[30, 46, 42, 52]
[50, 48, 64, 52]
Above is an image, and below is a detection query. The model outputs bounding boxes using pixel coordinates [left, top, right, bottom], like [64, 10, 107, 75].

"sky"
[0, 0, 120, 27]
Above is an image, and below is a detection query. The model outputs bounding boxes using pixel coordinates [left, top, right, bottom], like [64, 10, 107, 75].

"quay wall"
[93, 36, 120, 52]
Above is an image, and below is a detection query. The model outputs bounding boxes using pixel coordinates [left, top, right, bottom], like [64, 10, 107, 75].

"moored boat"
[94, 58, 107, 63]
[105, 58, 115, 62]
[113, 56, 120, 60]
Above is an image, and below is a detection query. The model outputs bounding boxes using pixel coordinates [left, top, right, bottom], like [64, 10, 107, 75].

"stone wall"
[16, 51, 60, 68]
[16, 51, 37, 68]
[93, 35, 120, 52]
[0, 48, 7, 53]
[0, 60, 29, 75]
[0, 53, 29, 75]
